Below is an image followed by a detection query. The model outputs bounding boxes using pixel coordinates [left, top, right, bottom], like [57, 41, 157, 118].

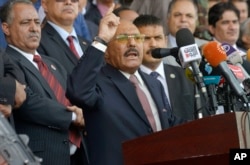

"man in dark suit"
[0, 48, 26, 117]
[66, 5, 185, 165]
[134, 14, 195, 121]
[0, 1, 87, 164]
[37, 0, 88, 74]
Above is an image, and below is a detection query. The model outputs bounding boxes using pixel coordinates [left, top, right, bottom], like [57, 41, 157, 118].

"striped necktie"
[33, 55, 81, 147]
[67, 36, 80, 59]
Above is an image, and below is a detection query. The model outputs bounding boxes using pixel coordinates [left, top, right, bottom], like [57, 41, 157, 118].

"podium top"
[122, 112, 250, 165]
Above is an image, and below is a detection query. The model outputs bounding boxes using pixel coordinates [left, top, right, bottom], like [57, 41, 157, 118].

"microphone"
[222, 43, 250, 81]
[151, 47, 179, 58]
[176, 28, 207, 95]
[199, 60, 221, 113]
[202, 41, 248, 103]
[151, 47, 180, 65]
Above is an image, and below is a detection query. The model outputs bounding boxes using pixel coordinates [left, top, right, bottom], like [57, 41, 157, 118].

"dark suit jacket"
[37, 22, 88, 74]
[5, 46, 75, 165]
[0, 49, 25, 106]
[66, 46, 185, 165]
[163, 64, 195, 120]
[84, 2, 102, 26]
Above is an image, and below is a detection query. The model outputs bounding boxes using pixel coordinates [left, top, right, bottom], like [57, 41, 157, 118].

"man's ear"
[1, 22, 10, 36]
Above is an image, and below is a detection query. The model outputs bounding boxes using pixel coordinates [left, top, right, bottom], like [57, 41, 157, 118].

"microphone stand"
[194, 85, 203, 119]
[223, 82, 231, 113]
[206, 84, 218, 115]
[190, 62, 208, 100]
[223, 82, 236, 113]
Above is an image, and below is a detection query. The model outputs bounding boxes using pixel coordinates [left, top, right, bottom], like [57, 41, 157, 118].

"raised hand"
[97, 3, 120, 43]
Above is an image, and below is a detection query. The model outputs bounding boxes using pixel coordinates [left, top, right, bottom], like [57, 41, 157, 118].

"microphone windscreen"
[202, 41, 227, 67]
[151, 47, 179, 58]
[176, 28, 195, 47]
[151, 48, 163, 58]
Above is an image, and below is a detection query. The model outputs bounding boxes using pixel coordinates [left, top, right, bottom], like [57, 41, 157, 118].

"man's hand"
[14, 80, 26, 109]
[98, 3, 120, 43]
[67, 106, 84, 128]
[0, 104, 12, 117]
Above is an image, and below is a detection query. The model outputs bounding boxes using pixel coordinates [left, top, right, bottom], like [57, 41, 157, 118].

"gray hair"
[0, 0, 33, 24]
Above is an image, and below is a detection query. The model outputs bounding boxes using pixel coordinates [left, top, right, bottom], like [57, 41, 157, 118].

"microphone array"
[152, 28, 250, 117]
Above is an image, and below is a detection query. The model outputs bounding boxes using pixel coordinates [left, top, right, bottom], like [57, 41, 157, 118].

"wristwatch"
[94, 36, 107, 46]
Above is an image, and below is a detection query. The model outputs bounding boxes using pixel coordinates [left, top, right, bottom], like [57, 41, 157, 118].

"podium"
[122, 112, 250, 165]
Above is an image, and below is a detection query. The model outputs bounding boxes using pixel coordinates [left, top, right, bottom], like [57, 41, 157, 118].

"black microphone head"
[176, 28, 195, 47]
[151, 48, 164, 58]
[151, 47, 179, 58]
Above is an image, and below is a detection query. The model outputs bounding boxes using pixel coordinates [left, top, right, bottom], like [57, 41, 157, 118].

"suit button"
[63, 140, 69, 144]
[148, 128, 153, 133]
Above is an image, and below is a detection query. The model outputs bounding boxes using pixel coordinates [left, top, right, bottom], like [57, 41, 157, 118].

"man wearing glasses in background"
[66, 4, 185, 165]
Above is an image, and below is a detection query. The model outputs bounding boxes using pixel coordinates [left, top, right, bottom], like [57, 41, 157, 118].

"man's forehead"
[116, 22, 139, 33]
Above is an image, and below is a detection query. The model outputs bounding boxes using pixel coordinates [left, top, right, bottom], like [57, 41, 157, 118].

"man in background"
[134, 14, 195, 120]
[164, 0, 208, 66]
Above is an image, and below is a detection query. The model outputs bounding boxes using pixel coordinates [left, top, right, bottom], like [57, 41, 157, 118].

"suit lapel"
[103, 65, 151, 127]
[43, 23, 79, 64]
[6, 47, 56, 98]
[163, 65, 176, 107]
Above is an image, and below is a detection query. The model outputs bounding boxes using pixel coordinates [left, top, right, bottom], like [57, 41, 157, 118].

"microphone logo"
[183, 45, 199, 58]
[204, 63, 213, 75]
[222, 44, 230, 53]
[179, 44, 201, 68]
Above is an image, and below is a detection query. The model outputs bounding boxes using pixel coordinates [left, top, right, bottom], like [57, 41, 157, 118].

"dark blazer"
[66, 46, 185, 165]
[5, 46, 76, 165]
[37, 22, 88, 74]
[84, 2, 102, 26]
[0, 49, 25, 106]
[163, 64, 195, 120]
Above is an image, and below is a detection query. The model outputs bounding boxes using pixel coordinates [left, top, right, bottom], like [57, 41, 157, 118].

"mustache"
[62, 6, 75, 12]
[124, 48, 140, 56]
[28, 32, 40, 38]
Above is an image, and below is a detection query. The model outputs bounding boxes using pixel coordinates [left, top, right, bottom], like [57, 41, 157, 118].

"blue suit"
[66, 46, 185, 165]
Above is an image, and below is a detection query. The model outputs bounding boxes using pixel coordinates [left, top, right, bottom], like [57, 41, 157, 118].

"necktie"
[149, 71, 172, 112]
[33, 55, 81, 147]
[67, 36, 80, 59]
[150, 71, 159, 79]
[129, 75, 157, 132]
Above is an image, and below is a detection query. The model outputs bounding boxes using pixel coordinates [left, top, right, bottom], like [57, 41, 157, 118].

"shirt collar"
[140, 61, 165, 79]
[9, 44, 39, 62]
[120, 70, 145, 86]
[47, 21, 79, 42]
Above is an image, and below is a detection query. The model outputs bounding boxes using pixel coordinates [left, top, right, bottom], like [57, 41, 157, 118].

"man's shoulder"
[195, 37, 209, 47]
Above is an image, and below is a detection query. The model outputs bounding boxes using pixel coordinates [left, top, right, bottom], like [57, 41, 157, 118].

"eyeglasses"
[55, 0, 79, 3]
[114, 34, 145, 43]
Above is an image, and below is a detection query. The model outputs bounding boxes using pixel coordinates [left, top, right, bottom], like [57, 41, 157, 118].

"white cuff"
[91, 41, 107, 52]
